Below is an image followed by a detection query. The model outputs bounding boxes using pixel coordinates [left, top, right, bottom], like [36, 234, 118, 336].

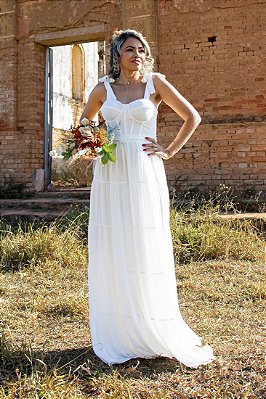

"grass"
[170, 205, 264, 264]
[51, 158, 93, 188]
[0, 182, 29, 200]
[0, 201, 265, 398]
[169, 182, 266, 213]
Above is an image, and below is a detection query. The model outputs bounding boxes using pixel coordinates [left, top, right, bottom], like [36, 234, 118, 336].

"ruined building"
[0, 0, 265, 195]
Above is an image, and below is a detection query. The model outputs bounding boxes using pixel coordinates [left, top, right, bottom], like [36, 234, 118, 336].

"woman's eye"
[125, 48, 145, 53]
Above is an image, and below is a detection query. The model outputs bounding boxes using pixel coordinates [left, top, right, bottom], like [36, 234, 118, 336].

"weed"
[169, 181, 265, 213]
[51, 157, 93, 188]
[0, 182, 29, 200]
[170, 205, 264, 264]
[0, 224, 87, 272]
[0, 202, 265, 398]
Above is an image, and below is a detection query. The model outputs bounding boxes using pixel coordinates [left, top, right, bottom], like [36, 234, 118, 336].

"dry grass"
[0, 205, 265, 398]
[170, 206, 264, 264]
[51, 158, 93, 188]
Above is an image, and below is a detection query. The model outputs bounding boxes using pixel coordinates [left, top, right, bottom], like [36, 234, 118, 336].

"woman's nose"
[133, 48, 141, 57]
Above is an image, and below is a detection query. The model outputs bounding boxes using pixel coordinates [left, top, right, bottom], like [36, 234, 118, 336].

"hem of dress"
[182, 354, 216, 369]
[94, 351, 216, 368]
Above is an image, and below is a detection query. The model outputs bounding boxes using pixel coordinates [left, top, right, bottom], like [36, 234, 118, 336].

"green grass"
[170, 205, 264, 264]
[0, 202, 265, 398]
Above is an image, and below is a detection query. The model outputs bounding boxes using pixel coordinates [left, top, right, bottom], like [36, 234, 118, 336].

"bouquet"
[62, 117, 117, 165]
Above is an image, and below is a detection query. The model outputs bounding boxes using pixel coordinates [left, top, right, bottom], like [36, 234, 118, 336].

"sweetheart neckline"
[102, 97, 158, 109]
[103, 78, 158, 109]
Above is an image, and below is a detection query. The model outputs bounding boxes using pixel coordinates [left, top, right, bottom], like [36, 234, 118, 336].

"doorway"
[44, 41, 106, 189]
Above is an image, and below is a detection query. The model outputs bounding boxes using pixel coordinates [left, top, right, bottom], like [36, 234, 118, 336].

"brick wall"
[157, 0, 266, 193]
[0, 0, 17, 185]
[160, 121, 266, 193]
[1, 0, 122, 190]
[0, 0, 265, 194]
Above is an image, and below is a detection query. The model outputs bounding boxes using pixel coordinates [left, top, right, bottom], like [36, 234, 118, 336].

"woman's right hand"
[142, 137, 171, 160]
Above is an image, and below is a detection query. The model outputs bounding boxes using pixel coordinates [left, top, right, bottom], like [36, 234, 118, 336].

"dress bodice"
[100, 73, 158, 142]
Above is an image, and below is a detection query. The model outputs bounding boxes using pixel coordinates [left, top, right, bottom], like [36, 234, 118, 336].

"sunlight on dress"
[88, 73, 215, 367]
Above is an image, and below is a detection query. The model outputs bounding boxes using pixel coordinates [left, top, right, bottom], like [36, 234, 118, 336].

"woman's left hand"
[142, 137, 171, 160]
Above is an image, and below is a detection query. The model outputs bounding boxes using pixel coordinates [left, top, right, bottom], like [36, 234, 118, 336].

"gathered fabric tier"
[88, 73, 215, 367]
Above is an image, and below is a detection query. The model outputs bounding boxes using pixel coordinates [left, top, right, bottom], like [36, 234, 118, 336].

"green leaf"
[102, 143, 110, 153]
[108, 143, 117, 152]
[101, 153, 109, 165]
[107, 152, 117, 163]
[62, 149, 73, 160]
[97, 151, 104, 156]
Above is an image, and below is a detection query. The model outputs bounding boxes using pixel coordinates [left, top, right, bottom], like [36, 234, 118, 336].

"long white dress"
[88, 73, 215, 367]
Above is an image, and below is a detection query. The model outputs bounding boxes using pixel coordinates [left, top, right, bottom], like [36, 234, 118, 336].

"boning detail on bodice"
[100, 73, 159, 141]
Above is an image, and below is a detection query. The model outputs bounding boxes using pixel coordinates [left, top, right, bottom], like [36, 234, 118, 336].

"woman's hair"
[109, 29, 154, 79]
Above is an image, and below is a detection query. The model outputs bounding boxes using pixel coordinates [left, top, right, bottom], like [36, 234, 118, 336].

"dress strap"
[144, 73, 155, 98]
[144, 72, 166, 98]
[99, 75, 116, 100]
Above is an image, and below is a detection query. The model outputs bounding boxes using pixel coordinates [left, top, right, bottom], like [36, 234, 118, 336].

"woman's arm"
[79, 82, 106, 122]
[144, 74, 201, 159]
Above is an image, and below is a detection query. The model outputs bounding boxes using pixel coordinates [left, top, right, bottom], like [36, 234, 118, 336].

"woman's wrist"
[166, 115, 201, 159]
[166, 145, 179, 159]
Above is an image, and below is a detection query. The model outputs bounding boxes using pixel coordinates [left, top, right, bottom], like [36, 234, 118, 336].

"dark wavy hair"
[109, 29, 154, 80]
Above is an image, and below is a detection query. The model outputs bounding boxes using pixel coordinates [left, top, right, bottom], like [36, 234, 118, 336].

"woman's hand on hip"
[142, 137, 171, 160]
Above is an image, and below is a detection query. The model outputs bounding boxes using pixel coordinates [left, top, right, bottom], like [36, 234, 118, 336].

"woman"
[81, 29, 215, 367]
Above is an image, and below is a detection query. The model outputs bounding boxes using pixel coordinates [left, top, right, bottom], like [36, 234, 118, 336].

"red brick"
[0, 0, 265, 194]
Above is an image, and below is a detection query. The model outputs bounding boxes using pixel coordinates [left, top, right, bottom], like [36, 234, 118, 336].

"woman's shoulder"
[99, 75, 115, 83]
[94, 74, 116, 90]
[145, 72, 166, 89]
[151, 72, 166, 79]
[91, 81, 104, 93]
[148, 72, 167, 93]
[142, 71, 166, 82]
[150, 72, 166, 82]
[95, 75, 115, 95]
[88, 78, 108, 102]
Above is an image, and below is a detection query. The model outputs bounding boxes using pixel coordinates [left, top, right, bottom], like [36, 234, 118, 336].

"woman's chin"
[132, 63, 142, 70]
[121, 63, 142, 74]
[127, 62, 142, 70]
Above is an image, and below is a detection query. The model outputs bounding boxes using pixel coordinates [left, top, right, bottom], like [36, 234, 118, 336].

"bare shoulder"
[152, 72, 171, 91]
[152, 72, 176, 100]
[152, 72, 166, 82]
[90, 81, 106, 102]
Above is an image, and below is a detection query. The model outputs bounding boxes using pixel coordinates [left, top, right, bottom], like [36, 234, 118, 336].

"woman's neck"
[116, 70, 141, 84]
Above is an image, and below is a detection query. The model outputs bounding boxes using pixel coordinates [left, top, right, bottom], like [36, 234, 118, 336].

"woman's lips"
[131, 59, 141, 65]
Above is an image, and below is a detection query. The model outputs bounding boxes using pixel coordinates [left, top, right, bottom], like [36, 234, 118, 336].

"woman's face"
[119, 37, 146, 73]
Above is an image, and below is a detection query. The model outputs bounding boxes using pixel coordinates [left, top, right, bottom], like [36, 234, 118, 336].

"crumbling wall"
[0, 0, 265, 194]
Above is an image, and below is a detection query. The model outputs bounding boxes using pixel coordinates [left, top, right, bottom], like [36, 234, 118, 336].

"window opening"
[72, 44, 84, 101]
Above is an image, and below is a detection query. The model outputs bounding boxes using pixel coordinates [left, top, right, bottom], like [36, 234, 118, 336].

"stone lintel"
[34, 25, 105, 46]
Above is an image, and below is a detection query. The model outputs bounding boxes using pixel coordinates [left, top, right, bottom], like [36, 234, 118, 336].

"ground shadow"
[1, 344, 189, 385]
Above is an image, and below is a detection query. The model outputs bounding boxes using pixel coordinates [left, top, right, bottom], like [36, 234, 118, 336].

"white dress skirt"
[88, 74, 215, 367]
